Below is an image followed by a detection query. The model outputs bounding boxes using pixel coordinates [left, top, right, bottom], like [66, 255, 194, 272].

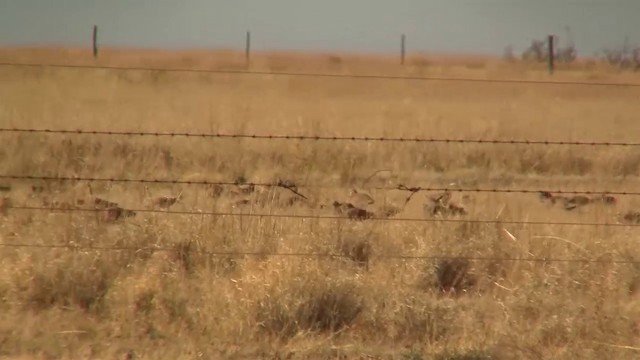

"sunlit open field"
[1, 47, 640, 359]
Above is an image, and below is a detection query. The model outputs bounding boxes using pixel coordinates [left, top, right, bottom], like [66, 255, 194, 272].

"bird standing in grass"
[424, 191, 467, 217]
[103, 206, 136, 222]
[332, 201, 374, 221]
[153, 192, 182, 209]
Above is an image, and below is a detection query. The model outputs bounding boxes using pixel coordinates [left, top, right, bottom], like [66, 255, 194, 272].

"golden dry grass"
[1, 47, 640, 359]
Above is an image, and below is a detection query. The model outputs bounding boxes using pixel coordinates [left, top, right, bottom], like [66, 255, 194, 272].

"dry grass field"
[1, 47, 640, 359]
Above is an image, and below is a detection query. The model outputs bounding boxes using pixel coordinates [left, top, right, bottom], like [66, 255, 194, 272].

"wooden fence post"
[92, 25, 98, 58]
[245, 31, 251, 67]
[547, 34, 554, 74]
[401, 34, 406, 65]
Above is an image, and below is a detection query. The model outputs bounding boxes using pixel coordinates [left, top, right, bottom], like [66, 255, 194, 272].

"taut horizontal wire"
[0, 242, 637, 265]
[2, 61, 640, 87]
[1, 174, 637, 196]
[8, 205, 635, 228]
[1, 127, 639, 146]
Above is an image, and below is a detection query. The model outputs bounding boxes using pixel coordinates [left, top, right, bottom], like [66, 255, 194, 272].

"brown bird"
[231, 177, 255, 196]
[424, 191, 467, 217]
[595, 194, 617, 205]
[621, 211, 640, 224]
[539, 191, 568, 205]
[346, 206, 375, 221]
[0, 196, 11, 216]
[153, 193, 181, 209]
[446, 202, 468, 216]
[332, 201, 354, 215]
[377, 203, 403, 218]
[563, 195, 591, 211]
[426, 202, 468, 217]
[348, 188, 375, 208]
[332, 201, 374, 221]
[207, 184, 224, 199]
[232, 198, 252, 207]
[94, 197, 119, 209]
[539, 191, 556, 203]
[102, 206, 136, 222]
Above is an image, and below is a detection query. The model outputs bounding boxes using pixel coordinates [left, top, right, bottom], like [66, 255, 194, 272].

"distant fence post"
[401, 34, 406, 65]
[92, 25, 99, 58]
[547, 34, 554, 74]
[245, 31, 251, 67]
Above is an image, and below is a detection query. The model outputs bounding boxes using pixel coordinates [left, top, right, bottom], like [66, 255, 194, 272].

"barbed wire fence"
[3, 174, 640, 196]
[2, 61, 640, 87]
[1, 54, 639, 267]
[2, 127, 640, 146]
[2, 205, 633, 228]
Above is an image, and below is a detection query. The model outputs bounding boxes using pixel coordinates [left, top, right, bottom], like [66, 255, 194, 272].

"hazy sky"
[1, 0, 638, 56]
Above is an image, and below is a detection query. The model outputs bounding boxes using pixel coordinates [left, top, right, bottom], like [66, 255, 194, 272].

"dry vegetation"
[1, 47, 640, 359]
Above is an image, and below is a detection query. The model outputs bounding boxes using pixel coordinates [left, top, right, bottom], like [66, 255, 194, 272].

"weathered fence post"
[547, 34, 554, 74]
[401, 34, 406, 65]
[245, 31, 251, 67]
[92, 25, 99, 58]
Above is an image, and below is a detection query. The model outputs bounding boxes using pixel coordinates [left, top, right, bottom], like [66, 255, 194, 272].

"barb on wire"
[2, 127, 640, 147]
[2, 61, 640, 87]
[0, 242, 638, 265]
[2, 174, 637, 197]
[6, 205, 637, 228]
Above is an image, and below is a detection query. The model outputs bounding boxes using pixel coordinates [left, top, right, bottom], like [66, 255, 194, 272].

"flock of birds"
[538, 191, 618, 210]
[1, 178, 640, 225]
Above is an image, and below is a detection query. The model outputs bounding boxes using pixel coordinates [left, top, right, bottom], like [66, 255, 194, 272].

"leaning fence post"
[547, 34, 554, 74]
[245, 31, 251, 67]
[401, 34, 406, 65]
[92, 25, 99, 58]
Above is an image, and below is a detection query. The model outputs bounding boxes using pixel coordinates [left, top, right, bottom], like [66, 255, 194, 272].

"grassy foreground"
[1, 48, 640, 359]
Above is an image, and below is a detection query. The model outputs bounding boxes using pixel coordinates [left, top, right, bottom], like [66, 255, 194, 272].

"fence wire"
[2, 61, 640, 87]
[6, 205, 634, 228]
[1, 174, 636, 196]
[2, 127, 640, 147]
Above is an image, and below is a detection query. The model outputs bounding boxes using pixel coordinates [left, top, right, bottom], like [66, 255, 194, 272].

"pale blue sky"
[0, 0, 638, 56]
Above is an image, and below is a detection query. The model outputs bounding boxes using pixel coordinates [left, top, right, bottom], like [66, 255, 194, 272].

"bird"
[621, 211, 640, 224]
[332, 201, 374, 221]
[424, 191, 467, 217]
[539, 191, 568, 206]
[94, 197, 119, 209]
[231, 176, 255, 196]
[562, 195, 591, 211]
[595, 194, 617, 205]
[349, 189, 375, 208]
[102, 206, 136, 222]
[346, 206, 375, 221]
[332, 201, 354, 216]
[152, 192, 182, 209]
[207, 184, 224, 199]
[446, 202, 468, 216]
[539, 191, 557, 204]
[377, 203, 403, 218]
[0, 196, 11, 216]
